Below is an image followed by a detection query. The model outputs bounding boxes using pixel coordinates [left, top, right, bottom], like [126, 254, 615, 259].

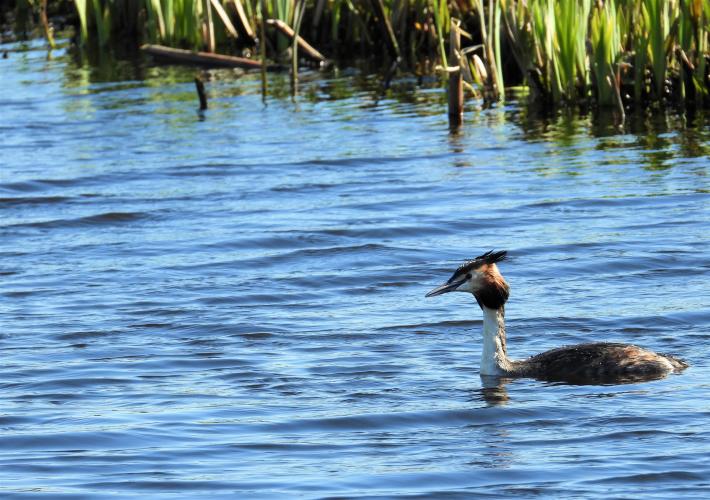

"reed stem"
[291, 0, 305, 95]
[267, 19, 326, 63]
[260, 0, 267, 102]
[370, 0, 400, 63]
[39, 0, 55, 49]
[448, 18, 463, 128]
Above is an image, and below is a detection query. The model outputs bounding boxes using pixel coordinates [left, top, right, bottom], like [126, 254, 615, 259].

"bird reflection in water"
[476, 375, 512, 406]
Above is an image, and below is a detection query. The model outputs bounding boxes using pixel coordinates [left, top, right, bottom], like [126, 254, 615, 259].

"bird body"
[426, 251, 687, 384]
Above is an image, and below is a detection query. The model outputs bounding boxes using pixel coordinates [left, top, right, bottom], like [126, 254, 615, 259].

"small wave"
[0, 430, 167, 451]
[588, 470, 706, 485]
[517, 429, 682, 447]
[81, 479, 270, 493]
[20, 377, 137, 391]
[164, 243, 397, 272]
[56, 330, 119, 341]
[0, 173, 137, 193]
[271, 182, 337, 192]
[318, 224, 451, 239]
[15, 178, 78, 190]
[0, 195, 72, 206]
[516, 193, 701, 213]
[298, 152, 449, 168]
[4, 211, 150, 230]
[250, 407, 551, 434]
[377, 319, 479, 332]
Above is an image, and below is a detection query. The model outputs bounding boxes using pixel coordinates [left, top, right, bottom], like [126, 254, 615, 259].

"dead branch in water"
[194, 76, 208, 110]
[141, 44, 265, 70]
[448, 19, 463, 128]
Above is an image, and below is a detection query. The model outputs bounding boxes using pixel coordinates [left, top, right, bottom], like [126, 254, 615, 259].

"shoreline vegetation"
[3, 1, 710, 123]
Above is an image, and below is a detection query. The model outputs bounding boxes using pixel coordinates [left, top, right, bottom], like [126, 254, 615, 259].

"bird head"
[425, 250, 509, 310]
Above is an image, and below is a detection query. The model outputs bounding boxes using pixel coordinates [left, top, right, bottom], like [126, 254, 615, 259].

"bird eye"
[466, 273, 471, 279]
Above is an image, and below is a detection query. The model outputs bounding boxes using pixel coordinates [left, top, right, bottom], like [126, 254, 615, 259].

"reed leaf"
[210, 0, 239, 38]
[164, 0, 175, 41]
[589, 0, 621, 107]
[431, 0, 449, 69]
[490, 0, 504, 100]
[531, 0, 557, 100]
[644, 0, 669, 100]
[144, 0, 166, 43]
[89, 0, 109, 46]
[73, 0, 88, 43]
[470, 0, 501, 101]
[500, 0, 535, 92]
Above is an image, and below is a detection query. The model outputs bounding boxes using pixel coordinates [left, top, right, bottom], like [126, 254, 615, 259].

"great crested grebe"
[426, 251, 687, 383]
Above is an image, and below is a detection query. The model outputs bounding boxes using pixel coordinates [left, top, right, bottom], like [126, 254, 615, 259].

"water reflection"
[44, 39, 709, 154]
[508, 100, 709, 151]
[447, 128, 468, 168]
[476, 427, 514, 470]
[475, 376, 512, 407]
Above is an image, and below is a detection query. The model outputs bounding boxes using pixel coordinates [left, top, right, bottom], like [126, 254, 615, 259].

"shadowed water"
[1, 40, 709, 499]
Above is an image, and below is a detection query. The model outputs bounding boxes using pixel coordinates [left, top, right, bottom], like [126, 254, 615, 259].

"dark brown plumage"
[517, 342, 688, 384]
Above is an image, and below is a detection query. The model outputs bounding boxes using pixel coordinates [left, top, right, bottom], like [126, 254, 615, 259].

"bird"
[425, 250, 687, 384]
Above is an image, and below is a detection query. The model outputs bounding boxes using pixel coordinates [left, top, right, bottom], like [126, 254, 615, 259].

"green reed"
[431, 0, 451, 69]
[589, 0, 621, 108]
[501, 0, 709, 109]
[12, 1, 709, 110]
[554, 0, 591, 100]
[644, 0, 670, 100]
[677, 0, 708, 105]
[470, 0, 503, 102]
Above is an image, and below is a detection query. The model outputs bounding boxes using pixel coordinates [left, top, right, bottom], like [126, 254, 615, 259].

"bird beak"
[425, 279, 464, 298]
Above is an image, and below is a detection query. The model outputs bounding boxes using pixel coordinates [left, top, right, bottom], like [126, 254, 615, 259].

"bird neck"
[480, 305, 513, 376]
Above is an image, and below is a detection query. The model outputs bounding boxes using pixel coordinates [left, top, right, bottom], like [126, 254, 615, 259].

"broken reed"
[21, 1, 710, 109]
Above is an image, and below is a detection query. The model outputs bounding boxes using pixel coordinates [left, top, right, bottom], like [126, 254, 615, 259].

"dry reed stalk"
[203, 0, 216, 52]
[39, 0, 55, 49]
[266, 19, 326, 63]
[210, 0, 239, 39]
[609, 69, 625, 122]
[229, 0, 257, 44]
[475, 0, 501, 102]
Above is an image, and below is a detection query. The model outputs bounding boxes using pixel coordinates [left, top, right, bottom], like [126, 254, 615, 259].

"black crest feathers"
[475, 250, 507, 264]
[450, 250, 507, 282]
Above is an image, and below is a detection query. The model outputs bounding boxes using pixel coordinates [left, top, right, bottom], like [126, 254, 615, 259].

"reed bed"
[7, 1, 710, 110]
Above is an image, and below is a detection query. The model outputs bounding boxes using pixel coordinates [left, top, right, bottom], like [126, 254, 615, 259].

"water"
[2, 40, 710, 499]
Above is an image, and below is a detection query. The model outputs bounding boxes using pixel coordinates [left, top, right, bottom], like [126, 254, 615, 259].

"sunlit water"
[2, 40, 710, 499]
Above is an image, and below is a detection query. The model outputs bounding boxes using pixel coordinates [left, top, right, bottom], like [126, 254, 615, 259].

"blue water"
[1, 40, 710, 498]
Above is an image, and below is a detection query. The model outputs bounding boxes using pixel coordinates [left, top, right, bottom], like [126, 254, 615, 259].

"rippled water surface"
[2, 41, 710, 498]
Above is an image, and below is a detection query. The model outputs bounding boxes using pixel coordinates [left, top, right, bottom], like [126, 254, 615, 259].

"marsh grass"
[10, 1, 710, 109]
[589, 0, 621, 109]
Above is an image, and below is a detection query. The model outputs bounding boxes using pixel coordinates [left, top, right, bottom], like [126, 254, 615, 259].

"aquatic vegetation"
[5, 0, 710, 110]
[589, 0, 622, 110]
[500, 0, 709, 109]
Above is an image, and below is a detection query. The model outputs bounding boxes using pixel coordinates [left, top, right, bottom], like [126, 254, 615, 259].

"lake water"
[2, 40, 710, 499]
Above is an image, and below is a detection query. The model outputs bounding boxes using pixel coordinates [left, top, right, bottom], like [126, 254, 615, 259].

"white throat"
[480, 306, 509, 376]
